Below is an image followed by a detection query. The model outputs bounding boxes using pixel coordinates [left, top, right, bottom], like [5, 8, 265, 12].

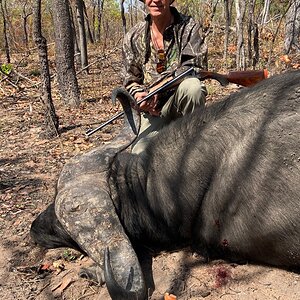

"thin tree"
[235, 0, 246, 70]
[33, 0, 59, 137]
[69, 4, 81, 61]
[285, 0, 300, 54]
[75, 0, 88, 70]
[83, 1, 94, 43]
[52, 0, 80, 106]
[92, 1, 96, 41]
[134, 0, 138, 24]
[96, 0, 104, 42]
[260, 0, 270, 25]
[267, 2, 292, 66]
[252, 23, 259, 67]
[247, 0, 258, 67]
[0, 0, 10, 63]
[223, 0, 231, 67]
[120, 0, 127, 34]
[129, 0, 133, 28]
[22, 0, 32, 49]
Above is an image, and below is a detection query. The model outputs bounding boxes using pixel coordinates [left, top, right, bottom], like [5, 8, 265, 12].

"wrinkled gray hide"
[111, 70, 300, 267]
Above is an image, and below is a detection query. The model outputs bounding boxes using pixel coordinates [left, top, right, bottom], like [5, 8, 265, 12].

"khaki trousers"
[132, 77, 207, 154]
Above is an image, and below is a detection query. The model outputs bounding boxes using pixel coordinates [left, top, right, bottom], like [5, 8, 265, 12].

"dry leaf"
[164, 292, 177, 300]
[40, 263, 52, 271]
[53, 260, 65, 271]
[280, 54, 291, 64]
[52, 275, 75, 297]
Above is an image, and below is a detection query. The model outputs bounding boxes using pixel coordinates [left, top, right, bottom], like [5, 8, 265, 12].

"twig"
[76, 46, 121, 76]
[77, 291, 98, 299]
[28, 42, 55, 52]
[12, 69, 35, 84]
[220, 292, 237, 298]
[1, 74, 20, 90]
[36, 282, 51, 296]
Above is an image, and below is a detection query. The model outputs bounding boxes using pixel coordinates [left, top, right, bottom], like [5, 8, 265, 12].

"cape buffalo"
[31, 70, 300, 300]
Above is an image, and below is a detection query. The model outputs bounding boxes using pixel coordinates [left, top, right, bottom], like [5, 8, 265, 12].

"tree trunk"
[260, 0, 270, 25]
[22, 1, 32, 49]
[51, 0, 80, 106]
[92, 4, 96, 41]
[69, 5, 80, 64]
[120, 0, 127, 34]
[33, 0, 59, 138]
[253, 23, 259, 67]
[83, 1, 94, 44]
[129, 0, 133, 28]
[134, 0, 138, 24]
[0, 0, 10, 63]
[223, 0, 230, 67]
[247, 0, 257, 67]
[75, 0, 88, 70]
[96, 0, 104, 42]
[285, 0, 300, 54]
[235, 0, 246, 70]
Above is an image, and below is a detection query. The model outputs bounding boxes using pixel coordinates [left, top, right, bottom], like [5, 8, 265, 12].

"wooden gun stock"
[198, 69, 269, 87]
[226, 69, 269, 87]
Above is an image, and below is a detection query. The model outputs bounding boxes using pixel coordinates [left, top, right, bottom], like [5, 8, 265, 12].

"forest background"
[0, 0, 300, 300]
[1, 0, 300, 135]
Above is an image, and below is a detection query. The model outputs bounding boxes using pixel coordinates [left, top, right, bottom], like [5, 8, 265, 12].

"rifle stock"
[226, 69, 269, 87]
[197, 69, 268, 87]
[85, 67, 268, 136]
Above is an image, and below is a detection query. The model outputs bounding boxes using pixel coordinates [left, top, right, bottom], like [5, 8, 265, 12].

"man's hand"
[134, 91, 160, 116]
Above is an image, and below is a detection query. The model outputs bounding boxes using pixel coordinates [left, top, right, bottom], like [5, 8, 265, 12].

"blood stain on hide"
[222, 239, 229, 248]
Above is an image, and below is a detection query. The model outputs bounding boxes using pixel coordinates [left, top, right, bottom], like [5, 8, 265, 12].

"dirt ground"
[0, 51, 299, 300]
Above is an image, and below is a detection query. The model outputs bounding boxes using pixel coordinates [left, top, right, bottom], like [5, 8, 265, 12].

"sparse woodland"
[1, 0, 299, 136]
[0, 1, 300, 299]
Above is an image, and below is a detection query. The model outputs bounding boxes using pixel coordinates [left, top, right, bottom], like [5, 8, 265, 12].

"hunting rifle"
[85, 67, 268, 137]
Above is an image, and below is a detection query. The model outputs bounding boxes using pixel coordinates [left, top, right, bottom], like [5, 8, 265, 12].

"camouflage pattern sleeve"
[122, 25, 146, 97]
[176, 18, 208, 75]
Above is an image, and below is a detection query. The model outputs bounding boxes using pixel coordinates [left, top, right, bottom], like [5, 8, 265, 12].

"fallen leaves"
[51, 271, 76, 298]
[280, 54, 291, 64]
[164, 292, 177, 300]
[279, 54, 300, 69]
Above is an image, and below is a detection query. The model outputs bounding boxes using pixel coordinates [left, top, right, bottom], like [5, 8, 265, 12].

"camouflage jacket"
[122, 7, 208, 97]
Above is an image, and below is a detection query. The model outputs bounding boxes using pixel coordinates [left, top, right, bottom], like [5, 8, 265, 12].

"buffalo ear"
[30, 202, 82, 252]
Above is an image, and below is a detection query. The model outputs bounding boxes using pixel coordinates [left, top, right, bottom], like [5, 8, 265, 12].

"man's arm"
[176, 19, 208, 74]
[122, 27, 146, 98]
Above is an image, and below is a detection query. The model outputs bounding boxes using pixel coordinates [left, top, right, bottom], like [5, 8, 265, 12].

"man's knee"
[176, 77, 207, 114]
[178, 77, 207, 99]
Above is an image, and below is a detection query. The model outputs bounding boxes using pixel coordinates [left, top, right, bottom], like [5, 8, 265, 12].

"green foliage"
[1, 63, 13, 75]
[104, 0, 121, 20]
[62, 249, 78, 261]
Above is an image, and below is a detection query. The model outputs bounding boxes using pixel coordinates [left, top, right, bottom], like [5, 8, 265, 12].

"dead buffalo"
[31, 70, 300, 300]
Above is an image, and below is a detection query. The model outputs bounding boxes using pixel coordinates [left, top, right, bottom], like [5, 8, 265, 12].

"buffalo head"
[54, 88, 147, 299]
